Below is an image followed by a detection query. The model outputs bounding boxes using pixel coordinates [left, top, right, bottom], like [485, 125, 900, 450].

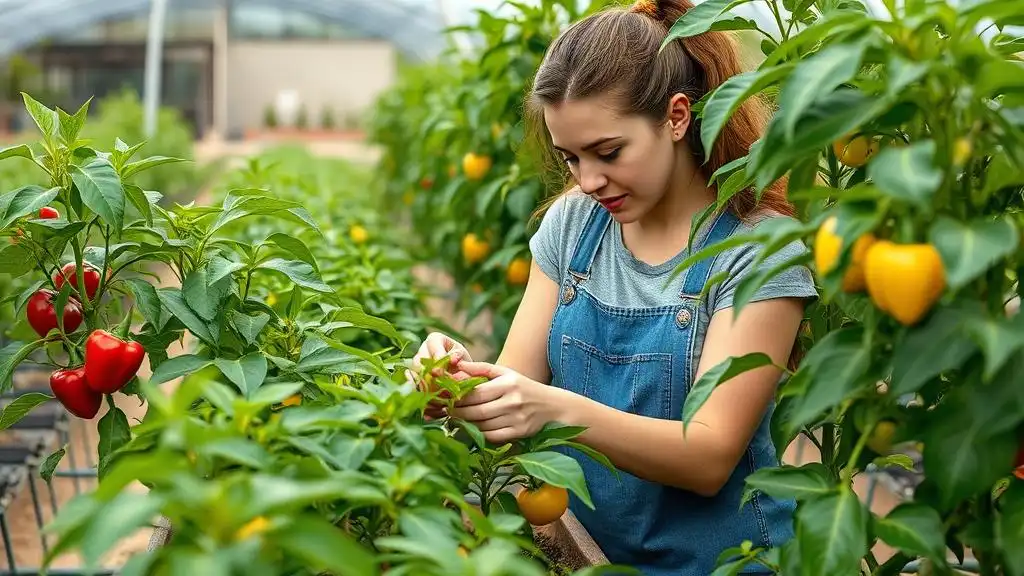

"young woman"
[411, 0, 817, 573]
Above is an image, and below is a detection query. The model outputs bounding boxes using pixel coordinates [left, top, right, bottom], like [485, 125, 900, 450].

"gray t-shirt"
[529, 190, 818, 326]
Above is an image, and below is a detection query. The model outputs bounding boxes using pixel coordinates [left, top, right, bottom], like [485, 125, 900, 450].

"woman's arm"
[550, 297, 806, 497]
[493, 260, 560, 384]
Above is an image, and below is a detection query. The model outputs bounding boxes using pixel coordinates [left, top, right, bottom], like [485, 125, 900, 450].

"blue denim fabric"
[546, 204, 795, 576]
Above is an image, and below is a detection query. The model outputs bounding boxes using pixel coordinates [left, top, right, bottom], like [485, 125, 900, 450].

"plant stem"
[767, 0, 788, 43]
[842, 419, 872, 486]
[822, 423, 836, 477]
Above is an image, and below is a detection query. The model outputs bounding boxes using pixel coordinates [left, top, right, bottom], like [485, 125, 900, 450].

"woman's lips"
[598, 194, 627, 211]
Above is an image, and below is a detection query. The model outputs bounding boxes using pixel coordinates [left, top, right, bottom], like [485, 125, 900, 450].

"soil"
[533, 530, 577, 575]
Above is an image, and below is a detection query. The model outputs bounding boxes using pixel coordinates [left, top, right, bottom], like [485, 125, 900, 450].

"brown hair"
[524, 0, 805, 370]
[524, 0, 794, 221]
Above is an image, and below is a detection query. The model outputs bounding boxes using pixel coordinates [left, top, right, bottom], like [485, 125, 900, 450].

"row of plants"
[0, 95, 631, 575]
[658, 0, 1024, 573]
[371, 0, 1024, 573]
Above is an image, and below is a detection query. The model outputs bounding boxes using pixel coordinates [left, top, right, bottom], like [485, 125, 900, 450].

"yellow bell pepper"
[863, 240, 945, 325]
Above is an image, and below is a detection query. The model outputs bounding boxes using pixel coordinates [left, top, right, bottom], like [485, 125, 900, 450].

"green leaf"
[40, 445, 66, 483]
[866, 140, 942, 208]
[967, 312, 1024, 381]
[123, 184, 154, 227]
[890, 306, 977, 396]
[330, 437, 376, 470]
[257, 258, 332, 293]
[0, 243, 33, 278]
[930, 215, 1018, 291]
[21, 93, 58, 142]
[796, 490, 868, 576]
[0, 392, 54, 429]
[79, 491, 164, 569]
[536, 438, 618, 477]
[328, 307, 405, 345]
[214, 353, 268, 397]
[0, 185, 60, 228]
[58, 103, 87, 146]
[700, 65, 794, 156]
[0, 341, 46, 394]
[998, 480, 1024, 576]
[670, 231, 766, 283]
[248, 382, 303, 406]
[121, 155, 187, 179]
[125, 278, 165, 331]
[150, 354, 213, 386]
[182, 262, 233, 322]
[97, 406, 132, 480]
[683, 353, 775, 430]
[513, 451, 593, 509]
[750, 89, 888, 191]
[157, 287, 218, 346]
[0, 144, 33, 162]
[199, 438, 272, 469]
[776, 41, 868, 140]
[266, 232, 319, 273]
[921, 376, 1022, 510]
[228, 310, 271, 346]
[976, 59, 1024, 98]
[874, 503, 946, 563]
[788, 327, 872, 434]
[743, 463, 835, 505]
[211, 194, 304, 232]
[662, 0, 753, 41]
[72, 157, 125, 231]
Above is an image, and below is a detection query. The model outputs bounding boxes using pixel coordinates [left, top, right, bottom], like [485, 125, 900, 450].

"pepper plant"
[0, 96, 634, 575]
[661, 0, 1024, 573]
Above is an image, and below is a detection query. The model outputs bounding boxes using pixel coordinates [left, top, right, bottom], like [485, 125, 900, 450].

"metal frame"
[0, 0, 449, 61]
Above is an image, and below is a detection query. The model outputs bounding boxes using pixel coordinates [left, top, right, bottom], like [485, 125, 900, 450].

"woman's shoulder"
[529, 188, 601, 283]
[541, 187, 598, 221]
[534, 188, 600, 243]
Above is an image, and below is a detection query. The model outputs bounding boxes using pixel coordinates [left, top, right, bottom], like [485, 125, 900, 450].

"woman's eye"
[598, 148, 620, 162]
[563, 156, 579, 166]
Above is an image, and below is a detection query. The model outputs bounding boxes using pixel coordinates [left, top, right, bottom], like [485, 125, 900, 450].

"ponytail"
[649, 0, 794, 218]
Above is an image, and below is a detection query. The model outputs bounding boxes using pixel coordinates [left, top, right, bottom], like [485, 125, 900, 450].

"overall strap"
[566, 204, 613, 282]
[679, 209, 743, 298]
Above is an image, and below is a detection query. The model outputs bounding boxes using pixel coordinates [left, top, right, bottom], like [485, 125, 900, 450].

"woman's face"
[543, 93, 690, 224]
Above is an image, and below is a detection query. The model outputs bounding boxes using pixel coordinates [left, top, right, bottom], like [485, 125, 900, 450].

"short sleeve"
[713, 227, 819, 313]
[528, 195, 569, 283]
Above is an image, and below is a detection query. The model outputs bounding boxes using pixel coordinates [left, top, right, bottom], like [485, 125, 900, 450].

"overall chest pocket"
[558, 335, 674, 420]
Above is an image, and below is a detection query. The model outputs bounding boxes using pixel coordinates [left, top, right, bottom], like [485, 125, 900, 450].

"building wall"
[225, 40, 396, 135]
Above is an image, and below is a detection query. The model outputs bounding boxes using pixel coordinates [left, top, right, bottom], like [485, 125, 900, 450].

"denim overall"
[547, 204, 795, 575]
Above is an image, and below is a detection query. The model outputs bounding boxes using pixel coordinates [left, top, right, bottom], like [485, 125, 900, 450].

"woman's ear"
[666, 93, 692, 142]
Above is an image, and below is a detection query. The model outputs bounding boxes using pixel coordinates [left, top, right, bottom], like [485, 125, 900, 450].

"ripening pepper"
[84, 329, 146, 394]
[50, 366, 102, 419]
[814, 216, 876, 293]
[863, 240, 945, 325]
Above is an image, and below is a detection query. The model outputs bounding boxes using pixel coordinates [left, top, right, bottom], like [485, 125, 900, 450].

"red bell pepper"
[38, 206, 59, 219]
[26, 289, 83, 337]
[50, 367, 102, 419]
[54, 262, 103, 301]
[84, 330, 146, 394]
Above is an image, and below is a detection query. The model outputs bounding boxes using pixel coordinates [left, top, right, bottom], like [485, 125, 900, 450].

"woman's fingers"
[454, 375, 513, 408]
[456, 361, 507, 380]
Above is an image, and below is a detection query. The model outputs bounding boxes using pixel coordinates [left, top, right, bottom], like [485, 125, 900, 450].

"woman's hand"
[407, 332, 474, 419]
[448, 361, 563, 444]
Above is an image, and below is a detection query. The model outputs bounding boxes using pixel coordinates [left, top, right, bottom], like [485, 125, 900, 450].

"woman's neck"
[623, 161, 716, 264]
